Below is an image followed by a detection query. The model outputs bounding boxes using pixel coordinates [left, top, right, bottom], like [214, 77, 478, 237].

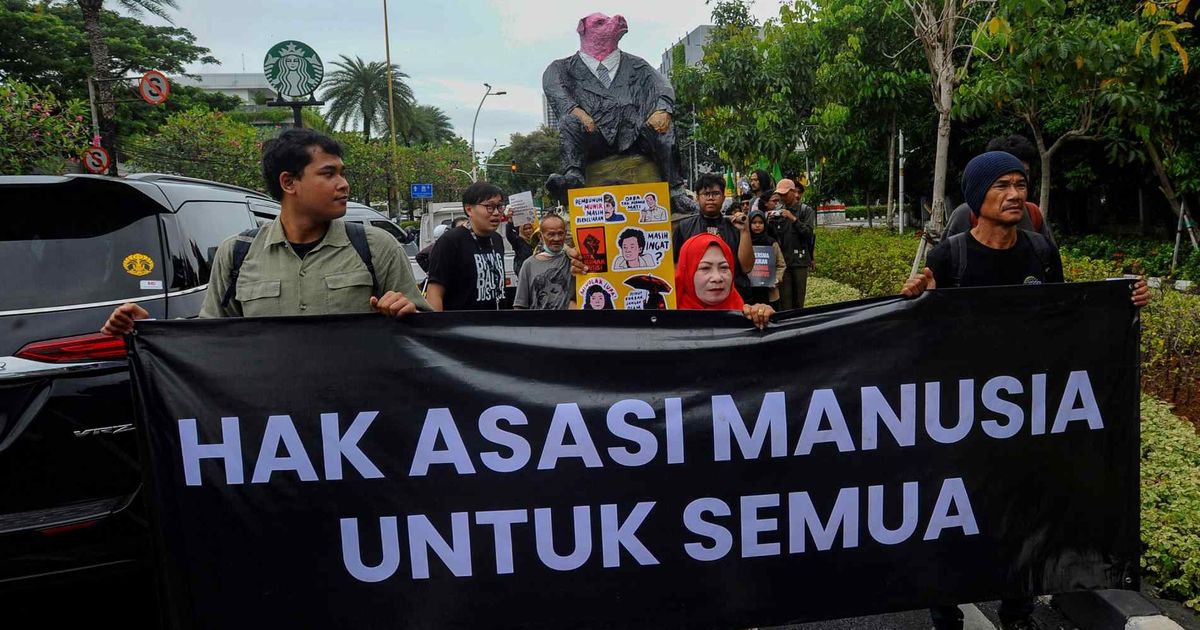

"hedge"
[811, 227, 1128, 298]
[1141, 395, 1200, 610]
[1060, 234, 1200, 282]
[804, 276, 864, 306]
[810, 230, 1200, 402]
[811, 228, 915, 297]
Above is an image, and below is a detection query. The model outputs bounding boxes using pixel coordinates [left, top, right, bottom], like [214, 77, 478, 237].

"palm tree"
[321, 55, 414, 141]
[78, 0, 178, 174]
[405, 105, 457, 145]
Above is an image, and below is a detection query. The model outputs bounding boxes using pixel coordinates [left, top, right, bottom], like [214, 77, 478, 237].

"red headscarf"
[675, 233, 746, 310]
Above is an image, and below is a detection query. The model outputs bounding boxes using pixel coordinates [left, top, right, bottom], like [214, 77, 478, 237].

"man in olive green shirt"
[102, 129, 427, 335]
[199, 215, 428, 317]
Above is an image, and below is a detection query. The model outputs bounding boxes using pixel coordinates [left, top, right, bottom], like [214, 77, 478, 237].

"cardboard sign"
[750, 245, 777, 287]
[569, 183, 675, 310]
[509, 191, 537, 227]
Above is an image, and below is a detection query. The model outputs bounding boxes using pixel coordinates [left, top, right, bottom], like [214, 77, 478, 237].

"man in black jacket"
[769, 179, 816, 309]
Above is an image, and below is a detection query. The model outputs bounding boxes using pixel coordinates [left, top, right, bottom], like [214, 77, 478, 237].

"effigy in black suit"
[542, 13, 693, 212]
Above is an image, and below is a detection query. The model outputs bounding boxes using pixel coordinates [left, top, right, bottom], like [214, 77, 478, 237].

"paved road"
[781, 598, 1076, 630]
[8, 570, 1199, 629]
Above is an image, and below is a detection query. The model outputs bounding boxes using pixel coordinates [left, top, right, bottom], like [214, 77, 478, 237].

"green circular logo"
[263, 40, 323, 99]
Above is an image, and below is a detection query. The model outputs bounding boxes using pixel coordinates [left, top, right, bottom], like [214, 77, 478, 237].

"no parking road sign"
[83, 146, 111, 174]
[138, 70, 171, 106]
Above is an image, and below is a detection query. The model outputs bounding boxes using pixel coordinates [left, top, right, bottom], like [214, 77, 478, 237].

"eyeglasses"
[477, 203, 506, 214]
[699, 191, 723, 198]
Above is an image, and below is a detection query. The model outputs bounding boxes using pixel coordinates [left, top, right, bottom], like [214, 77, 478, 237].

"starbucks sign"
[263, 41, 324, 99]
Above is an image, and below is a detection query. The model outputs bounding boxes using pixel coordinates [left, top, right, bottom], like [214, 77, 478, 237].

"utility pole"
[382, 0, 400, 217]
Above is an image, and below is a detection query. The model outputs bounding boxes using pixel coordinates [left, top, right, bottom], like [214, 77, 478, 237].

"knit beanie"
[961, 151, 1028, 215]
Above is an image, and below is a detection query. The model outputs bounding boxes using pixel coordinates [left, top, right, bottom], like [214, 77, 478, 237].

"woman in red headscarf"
[675, 233, 774, 329]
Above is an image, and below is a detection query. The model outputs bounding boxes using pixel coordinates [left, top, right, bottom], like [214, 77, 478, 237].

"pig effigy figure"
[543, 13, 695, 214]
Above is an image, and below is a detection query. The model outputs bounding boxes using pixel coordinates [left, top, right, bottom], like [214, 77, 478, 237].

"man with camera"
[768, 178, 816, 310]
[672, 173, 755, 294]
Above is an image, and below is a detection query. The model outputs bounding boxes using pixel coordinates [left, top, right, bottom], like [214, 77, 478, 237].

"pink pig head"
[577, 13, 628, 61]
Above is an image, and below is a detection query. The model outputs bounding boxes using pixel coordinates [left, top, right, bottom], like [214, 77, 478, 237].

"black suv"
[0, 173, 277, 591]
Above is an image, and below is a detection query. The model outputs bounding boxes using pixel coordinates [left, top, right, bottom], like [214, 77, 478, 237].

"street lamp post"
[470, 83, 506, 181]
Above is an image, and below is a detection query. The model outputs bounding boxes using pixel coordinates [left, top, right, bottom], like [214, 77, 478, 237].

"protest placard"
[750, 245, 777, 287]
[569, 182, 675, 310]
[508, 191, 537, 227]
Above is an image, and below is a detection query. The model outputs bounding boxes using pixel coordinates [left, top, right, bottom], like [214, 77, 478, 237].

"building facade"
[171, 73, 275, 105]
[660, 25, 715, 75]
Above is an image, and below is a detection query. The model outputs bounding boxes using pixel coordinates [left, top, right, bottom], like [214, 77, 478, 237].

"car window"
[369, 220, 405, 241]
[175, 201, 257, 284]
[1, 190, 164, 311]
[249, 199, 279, 226]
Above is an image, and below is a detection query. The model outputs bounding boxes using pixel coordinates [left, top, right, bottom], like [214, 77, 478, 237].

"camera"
[768, 210, 783, 218]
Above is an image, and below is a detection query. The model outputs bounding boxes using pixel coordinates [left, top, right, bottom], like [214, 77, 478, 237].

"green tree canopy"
[0, 78, 91, 174]
[407, 104, 456, 145]
[957, 0, 1131, 216]
[0, 0, 231, 139]
[124, 108, 261, 190]
[321, 55, 414, 142]
[485, 126, 561, 196]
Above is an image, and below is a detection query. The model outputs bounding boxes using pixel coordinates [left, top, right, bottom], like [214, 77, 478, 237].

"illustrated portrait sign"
[569, 182, 676, 309]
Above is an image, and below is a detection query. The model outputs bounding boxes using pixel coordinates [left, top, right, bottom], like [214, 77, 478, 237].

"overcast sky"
[136, 0, 782, 152]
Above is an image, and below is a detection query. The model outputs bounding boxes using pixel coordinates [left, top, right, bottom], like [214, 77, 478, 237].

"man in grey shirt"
[514, 214, 575, 310]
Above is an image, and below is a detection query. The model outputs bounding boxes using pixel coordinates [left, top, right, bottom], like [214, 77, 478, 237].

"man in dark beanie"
[907, 151, 1063, 297]
[944, 135, 1054, 243]
[901, 152, 1149, 629]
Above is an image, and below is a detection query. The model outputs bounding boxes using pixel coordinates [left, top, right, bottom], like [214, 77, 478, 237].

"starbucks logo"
[263, 41, 324, 99]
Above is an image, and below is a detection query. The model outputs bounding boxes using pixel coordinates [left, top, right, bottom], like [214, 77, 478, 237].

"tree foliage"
[124, 108, 261, 190]
[957, 0, 1130, 216]
[802, 0, 930, 209]
[321, 55, 415, 142]
[0, 0, 227, 140]
[674, 0, 1200, 241]
[407, 104, 456, 145]
[0, 78, 91, 174]
[673, 1, 813, 172]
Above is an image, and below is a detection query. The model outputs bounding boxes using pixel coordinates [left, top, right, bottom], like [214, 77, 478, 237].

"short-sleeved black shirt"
[426, 226, 507, 310]
[926, 230, 1064, 288]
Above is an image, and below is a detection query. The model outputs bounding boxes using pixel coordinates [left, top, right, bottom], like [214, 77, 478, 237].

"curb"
[1053, 590, 1184, 630]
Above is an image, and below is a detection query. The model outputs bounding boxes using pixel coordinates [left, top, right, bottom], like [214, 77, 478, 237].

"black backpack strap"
[948, 233, 968, 287]
[1021, 229, 1055, 278]
[220, 228, 260, 308]
[344, 221, 380, 297]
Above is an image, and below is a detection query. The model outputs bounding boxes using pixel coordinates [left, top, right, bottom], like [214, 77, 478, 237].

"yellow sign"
[568, 182, 676, 310]
[122, 253, 155, 277]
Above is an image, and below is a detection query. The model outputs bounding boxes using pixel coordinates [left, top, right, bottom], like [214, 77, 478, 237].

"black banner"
[129, 282, 1141, 630]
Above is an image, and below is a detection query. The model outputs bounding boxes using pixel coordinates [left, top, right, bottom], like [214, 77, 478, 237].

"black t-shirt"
[926, 231, 1064, 288]
[673, 213, 749, 286]
[290, 240, 321, 260]
[426, 226, 507, 310]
